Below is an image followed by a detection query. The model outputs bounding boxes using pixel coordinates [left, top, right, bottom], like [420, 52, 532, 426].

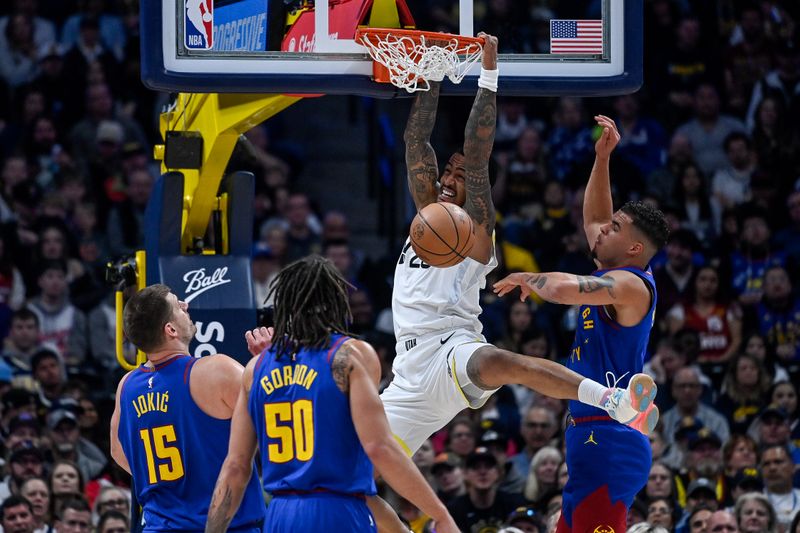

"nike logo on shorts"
[440, 332, 455, 345]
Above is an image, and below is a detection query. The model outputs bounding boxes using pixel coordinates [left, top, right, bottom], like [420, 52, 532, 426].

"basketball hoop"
[355, 28, 484, 93]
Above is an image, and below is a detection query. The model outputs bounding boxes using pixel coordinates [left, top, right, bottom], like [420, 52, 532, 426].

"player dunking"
[379, 33, 658, 463]
[206, 256, 459, 533]
[494, 115, 669, 533]
[110, 285, 265, 531]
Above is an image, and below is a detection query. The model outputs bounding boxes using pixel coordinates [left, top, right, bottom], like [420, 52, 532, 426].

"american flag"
[550, 20, 603, 54]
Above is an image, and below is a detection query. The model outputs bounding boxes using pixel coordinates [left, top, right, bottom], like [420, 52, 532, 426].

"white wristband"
[478, 67, 499, 92]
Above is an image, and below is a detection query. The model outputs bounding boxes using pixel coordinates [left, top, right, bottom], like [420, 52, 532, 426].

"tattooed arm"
[493, 269, 651, 309]
[463, 34, 498, 263]
[343, 340, 459, 533]
[404, 82, 441, 210]
[206, 359, 258, 533]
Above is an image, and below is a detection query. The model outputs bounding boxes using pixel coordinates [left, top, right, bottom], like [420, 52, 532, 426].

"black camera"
[105, 256, 138, 287]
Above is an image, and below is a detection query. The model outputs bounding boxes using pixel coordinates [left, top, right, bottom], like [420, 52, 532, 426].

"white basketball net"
[360, 32, 483, 93]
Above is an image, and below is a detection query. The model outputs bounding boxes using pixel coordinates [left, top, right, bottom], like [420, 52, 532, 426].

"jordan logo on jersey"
[584, 431, 598, 445]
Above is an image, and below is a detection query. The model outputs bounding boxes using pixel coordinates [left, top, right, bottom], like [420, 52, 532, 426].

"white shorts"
[380, 328, 498, 455]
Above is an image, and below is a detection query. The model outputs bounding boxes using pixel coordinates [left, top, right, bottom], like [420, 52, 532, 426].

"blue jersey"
[567, 266, 657, 419]
[118, 355, 265, 531]
[248, 334, 376, 497]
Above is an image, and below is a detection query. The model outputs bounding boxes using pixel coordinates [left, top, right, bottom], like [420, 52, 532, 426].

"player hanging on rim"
[493, 115, 669, 533]
[206, 256, 459, 533]
[379, 33, 659, 465]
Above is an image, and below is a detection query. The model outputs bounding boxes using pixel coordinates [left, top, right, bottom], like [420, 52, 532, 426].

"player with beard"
[110, 284, 265, 531]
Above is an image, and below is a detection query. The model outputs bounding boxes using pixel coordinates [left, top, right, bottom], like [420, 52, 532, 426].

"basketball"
[410, 202, 475, 267]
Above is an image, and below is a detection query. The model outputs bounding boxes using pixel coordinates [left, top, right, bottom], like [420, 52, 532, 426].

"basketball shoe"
[601, 373, 658, 433]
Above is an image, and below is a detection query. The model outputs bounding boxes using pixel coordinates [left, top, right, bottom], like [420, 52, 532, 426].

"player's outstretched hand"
[492, 272, 534, 302]
[477, 32, 498, 70]
[594, 114, 620, 159]
[245, 326, 273, 358]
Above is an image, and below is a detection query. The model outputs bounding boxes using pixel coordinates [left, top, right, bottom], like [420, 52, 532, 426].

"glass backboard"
[140, 0, 642, 97]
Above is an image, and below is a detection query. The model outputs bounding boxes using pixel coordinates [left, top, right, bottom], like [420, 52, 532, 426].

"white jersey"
[392, 237, 497, 341]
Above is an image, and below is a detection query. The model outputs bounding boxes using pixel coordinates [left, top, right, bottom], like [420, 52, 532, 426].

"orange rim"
[355, 28, 484, 84]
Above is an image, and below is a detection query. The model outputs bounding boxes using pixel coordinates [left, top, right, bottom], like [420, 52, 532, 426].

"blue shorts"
[558, 420, 651, 533]
[265, 493, 376, 532]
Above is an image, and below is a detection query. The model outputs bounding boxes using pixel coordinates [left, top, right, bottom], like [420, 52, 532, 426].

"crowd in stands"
[0, 0, 799, 531]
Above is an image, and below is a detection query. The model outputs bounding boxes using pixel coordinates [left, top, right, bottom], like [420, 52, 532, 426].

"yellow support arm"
[154, 93, 301, 253]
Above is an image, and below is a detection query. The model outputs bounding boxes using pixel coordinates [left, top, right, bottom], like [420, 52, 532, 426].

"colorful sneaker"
[601, 373, 658, 424]
[628, 403, 660, 435]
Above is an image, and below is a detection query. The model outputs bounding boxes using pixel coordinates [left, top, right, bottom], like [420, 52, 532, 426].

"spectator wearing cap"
[31, 349, 66, 409]
[27, 260, 88, 367]
[5, 413, 42, 451]
[760, 444, 800, 529]
[511, 406, 559, 480]
[447, 447, 526, 532]
[0, 494, 36, 533]
[523, 446, 561, 506]
[0, 441, 45, 503]
[47, 399, 106, 481]
[252, 241, 278, 308]
[755, 406, 798, 455]
[714, 353, 770, 435]
[505, 505, 542, 533]
[734, 492, 776, 533]
[676, 478, 721, 532]
[432, 452, 466, 505]
[729, 468, 764, 508]
[1, 389, 37, 431]
[757, 266, 800, 363]
[661, 368, 731, 447]
[721, 435, 759, 505]
[678, 430, 724, 501]
[481, 430, 526, 495]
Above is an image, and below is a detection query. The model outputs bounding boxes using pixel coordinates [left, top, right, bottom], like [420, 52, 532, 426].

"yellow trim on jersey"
[393, 434, 412, 457]
[449, 348, 472, 409]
